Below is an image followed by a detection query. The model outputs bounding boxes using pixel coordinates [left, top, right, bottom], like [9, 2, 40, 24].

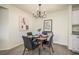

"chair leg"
[49, 47, 52, 55]
[51, 45, 54, 53]
[49, 45, 54, 55]
[23, 48, 26, 55]
[38, 45, 41, 55]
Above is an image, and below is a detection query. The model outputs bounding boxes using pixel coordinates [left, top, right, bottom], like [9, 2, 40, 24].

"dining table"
[27, 34, 48, 39]
[27, 34, 48, 54]
[27, 35, 39, 38]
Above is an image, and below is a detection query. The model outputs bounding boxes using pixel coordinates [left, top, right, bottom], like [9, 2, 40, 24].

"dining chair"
[22, 36, 40, 55]
[42, 32, 54, 54]
[42, 31, 48, 46]
[42, 31, 48, 35]
[27, 32, 32, 36]
[42, 31, 48, 43]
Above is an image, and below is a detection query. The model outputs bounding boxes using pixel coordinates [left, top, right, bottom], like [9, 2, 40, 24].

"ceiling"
[13, 4, 69, 14]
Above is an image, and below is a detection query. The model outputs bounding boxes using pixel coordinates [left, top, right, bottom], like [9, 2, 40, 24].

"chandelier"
[33, 4, 47, 18]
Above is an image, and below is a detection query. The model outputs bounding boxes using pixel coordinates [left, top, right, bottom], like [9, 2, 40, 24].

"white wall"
[8, 5, 33, 49]
[32, 8, 69, 46]
[48, 9, 69, 46]
[32, 18, 43, 32]
[0, 7, 10, 50]
[68, 5, 72, 49]
[0, 5, 33, 50]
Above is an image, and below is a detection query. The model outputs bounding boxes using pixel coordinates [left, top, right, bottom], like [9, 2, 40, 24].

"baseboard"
[0, 42, 23, 50]
[53, 41, 67, 46]
[71, 50, 79, 54]
[8, 42, 23, 50]
[53, 42, 68, 48]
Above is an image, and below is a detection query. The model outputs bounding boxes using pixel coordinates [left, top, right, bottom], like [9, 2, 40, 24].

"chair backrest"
[22, 36, 34, 50]
[27, 32, 32, 36]
[42, 31, 48, 35]
[47, 32, 53, 45]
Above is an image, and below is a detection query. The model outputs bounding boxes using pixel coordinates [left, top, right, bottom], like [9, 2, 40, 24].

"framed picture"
[43, 19, 52, 32]
[19, 16, 29, 31]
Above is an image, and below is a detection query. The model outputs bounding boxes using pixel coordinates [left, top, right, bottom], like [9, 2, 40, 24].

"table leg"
[38, 41, 43, 55]
[38, 45, 41, 55]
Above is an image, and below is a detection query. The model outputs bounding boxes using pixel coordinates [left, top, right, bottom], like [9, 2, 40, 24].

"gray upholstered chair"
[42, 32, 54, 54]
[22, 36, 40, 55]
